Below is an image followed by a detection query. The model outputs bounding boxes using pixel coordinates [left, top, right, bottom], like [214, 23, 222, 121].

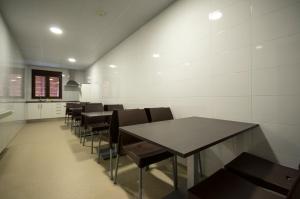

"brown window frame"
[32, 69, 62, 99]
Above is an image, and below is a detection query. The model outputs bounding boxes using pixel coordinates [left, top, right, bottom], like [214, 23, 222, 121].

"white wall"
[84, 0, 300, 171]
[0, 13, 26, 153]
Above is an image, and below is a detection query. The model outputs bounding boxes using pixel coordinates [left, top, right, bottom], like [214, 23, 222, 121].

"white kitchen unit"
[26, 102, 66, 120]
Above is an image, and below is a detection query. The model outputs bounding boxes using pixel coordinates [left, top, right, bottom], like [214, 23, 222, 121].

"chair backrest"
[109, 109, 139, 147]
[66, 103, 81, 114]
[116, 109, 148, 154]
[83, 103, 103, 112]
[144, 107, 173, 122]
[287, 174, 300, 199]
[104, 104, 124, 124]
[104, 104, 124, 111]
[71, 108, 82, 118]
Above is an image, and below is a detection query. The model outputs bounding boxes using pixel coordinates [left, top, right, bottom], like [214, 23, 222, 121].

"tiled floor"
[0, 120, 186, 199]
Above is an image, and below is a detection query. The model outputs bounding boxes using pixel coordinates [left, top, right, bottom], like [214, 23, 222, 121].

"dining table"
[119, 116, 258, 193]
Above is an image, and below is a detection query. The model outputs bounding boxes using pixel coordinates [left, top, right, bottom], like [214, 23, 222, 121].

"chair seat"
[225, 152, 299, 195]
[188, 169, 285, 199]
[88, 123, 109, 132]
[123, 141, 173, 168]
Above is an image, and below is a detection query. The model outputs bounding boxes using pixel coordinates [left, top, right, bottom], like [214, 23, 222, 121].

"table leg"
[187, 152, 203, 188]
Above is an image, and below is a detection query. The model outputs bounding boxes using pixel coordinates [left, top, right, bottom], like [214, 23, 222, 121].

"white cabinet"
[27, 103, 42, 119]
[26, 102, 66, 120]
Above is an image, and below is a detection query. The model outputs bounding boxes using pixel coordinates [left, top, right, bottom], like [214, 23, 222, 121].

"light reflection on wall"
[0, 14, 26, 153]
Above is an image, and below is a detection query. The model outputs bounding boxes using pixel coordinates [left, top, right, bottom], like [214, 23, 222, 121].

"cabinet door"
[27, 103, 41, 119]
[40, 103, 56, 119]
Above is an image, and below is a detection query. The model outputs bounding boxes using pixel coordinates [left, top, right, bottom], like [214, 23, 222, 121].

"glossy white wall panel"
[211, 71, 251, 97]
[253, 34, 300, 69]
[211, 47, 251, 75]
[83, 0, 300, 169]
[252, 0, 298, 17]
[212, 23, 251, 53]
[252, 3, 300, 44]
[211, 0, 251, 33]
[212, 97, 252, 122]
[0, 14, 26, 153]
[253, 65, 300, 96]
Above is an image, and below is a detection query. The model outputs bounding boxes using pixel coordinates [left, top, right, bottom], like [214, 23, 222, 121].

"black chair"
[104, 104, 124, 111]
[65, 102, 80, 125]
[83, 103, 104, 112]
[98, 105, 124, 166]
[144, 107, 174, 122]
[188, 168, 300, 199]
[106, 109, 138, 180]
[225, 152, 300, 195]
[114, 109, 178, 199]
[71, 107, 82, 135]
[65, 102, 73, 123]
[88, 116, 110, 154]
[81, 103, 106, 152]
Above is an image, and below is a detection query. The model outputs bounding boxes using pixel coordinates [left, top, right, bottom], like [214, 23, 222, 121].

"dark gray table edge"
[119, 121, 259, 158]
[81, 111, 112, 118]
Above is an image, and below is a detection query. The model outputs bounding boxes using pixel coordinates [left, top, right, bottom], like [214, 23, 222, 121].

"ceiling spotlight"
[209, 11, 223, 21]
[109, 64, 117, 68]
[16, 76, 22, 79]
[152, 53, 160, 58]
[49, 26, 63, 35]
[256, 45, 263, 50]
[68, 58, 76, 63]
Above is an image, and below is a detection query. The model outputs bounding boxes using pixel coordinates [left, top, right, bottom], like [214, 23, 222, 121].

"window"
[32, 69, 62, 99]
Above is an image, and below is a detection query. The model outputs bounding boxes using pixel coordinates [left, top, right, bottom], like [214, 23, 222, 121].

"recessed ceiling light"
[16, 76, 22, 79]
[68, 58, 76, 63]
[256, 45, 263, 50]
[11, 79, 16, 82]
[49, 78, 53, 81]
[62, 74, 65, 77]
[49, 26, 63, 35]
[109, 64, 117, 68]
[209, 11, 223, 21]
[152, 53, 160, 58]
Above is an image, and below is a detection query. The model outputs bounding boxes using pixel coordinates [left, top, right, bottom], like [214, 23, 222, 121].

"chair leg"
[79, 126, 82, 142]
[145, 166, 150, 171]
[114, 155, 120, 184]
[139, 168, 143, 199]
[98, 133, 103, 162]
[198, 153, 204, 177]
[109, 147, 113, 180]
[71, 119, 73, 131]
[172, 155, 178, 190]
[83, 129, 86, 146]
[91, 131, 94, 154]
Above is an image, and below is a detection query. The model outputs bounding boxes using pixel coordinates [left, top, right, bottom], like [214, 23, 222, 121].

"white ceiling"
[0, 0, 175, 69]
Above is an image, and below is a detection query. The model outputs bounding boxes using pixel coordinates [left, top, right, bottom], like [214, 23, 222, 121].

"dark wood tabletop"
[120, 117, 258, 158]
[81, 111, 113, 118]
